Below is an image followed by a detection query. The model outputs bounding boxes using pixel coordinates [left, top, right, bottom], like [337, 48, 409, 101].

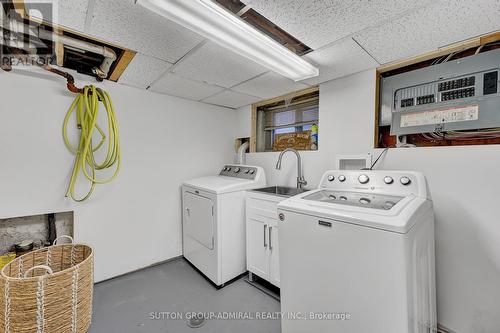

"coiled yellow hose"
[63, 85, 121, 202]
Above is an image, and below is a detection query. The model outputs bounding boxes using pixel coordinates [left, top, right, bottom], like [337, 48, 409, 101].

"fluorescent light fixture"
[136, 0, 319, 81]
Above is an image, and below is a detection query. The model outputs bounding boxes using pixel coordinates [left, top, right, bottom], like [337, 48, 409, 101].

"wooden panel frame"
[377, 38, 481, 74]
[108, 50, 136, 82]
[374, 30, 500, 148]
[250, 86, 319, 152]
[373, 70, 381, 148]
[11, 0, 26, 17]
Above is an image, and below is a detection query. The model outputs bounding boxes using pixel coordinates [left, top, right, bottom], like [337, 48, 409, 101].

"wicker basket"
[0, 253, 16, 270]
[0, 236, 94, 333]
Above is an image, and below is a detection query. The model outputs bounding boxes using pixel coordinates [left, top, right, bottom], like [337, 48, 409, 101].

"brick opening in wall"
[0, 211, 74, 267]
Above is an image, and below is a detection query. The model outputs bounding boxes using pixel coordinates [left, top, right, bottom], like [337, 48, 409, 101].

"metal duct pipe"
[1, 18, 117, 78]
[236, 141, 249, 165]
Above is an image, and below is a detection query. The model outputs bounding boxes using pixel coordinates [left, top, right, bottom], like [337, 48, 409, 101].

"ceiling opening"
[1, 0, 135, 81]
[215, 0, 312, 56]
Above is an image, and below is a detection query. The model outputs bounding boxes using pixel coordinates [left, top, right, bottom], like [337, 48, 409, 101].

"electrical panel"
[380, 48, 500, 136]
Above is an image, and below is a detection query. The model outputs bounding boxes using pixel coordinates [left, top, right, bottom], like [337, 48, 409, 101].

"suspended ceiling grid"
[15, 0, 500, 109]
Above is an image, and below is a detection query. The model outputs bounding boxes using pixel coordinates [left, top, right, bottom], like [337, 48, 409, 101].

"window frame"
[250, 86, 319, 153]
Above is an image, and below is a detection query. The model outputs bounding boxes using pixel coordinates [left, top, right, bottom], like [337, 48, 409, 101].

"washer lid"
[278, 189, 432, 234]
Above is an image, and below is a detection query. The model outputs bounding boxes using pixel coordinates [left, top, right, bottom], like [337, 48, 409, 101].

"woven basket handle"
[53, 235, 74, 245]
[23, 265, 54, 278]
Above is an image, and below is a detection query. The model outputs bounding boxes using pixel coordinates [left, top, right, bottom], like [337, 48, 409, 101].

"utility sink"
[252, 186, 309, 198]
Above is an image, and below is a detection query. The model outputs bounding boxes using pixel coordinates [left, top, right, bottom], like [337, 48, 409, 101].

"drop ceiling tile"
[28, 0, 89, 32]
[149, 73, 224, 101]
[302, 38, 379, 85]
[87, 0, 204, 63]
[244, 0, 435, 49]
[232, 72, 310, 99]
[172, 42, 268, 88]
[202, 90, 262, 109]
[355, 0, 500, 64]
[118, 53, 172, 90]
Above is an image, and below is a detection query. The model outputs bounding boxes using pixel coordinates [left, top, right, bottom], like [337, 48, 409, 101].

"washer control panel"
[318, 170, 427, 198]
[220, 165, 257, 179]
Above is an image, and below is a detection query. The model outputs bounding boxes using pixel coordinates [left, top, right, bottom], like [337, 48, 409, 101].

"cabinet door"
[269, 225, 280, 287]
[247, 217, 269, 279]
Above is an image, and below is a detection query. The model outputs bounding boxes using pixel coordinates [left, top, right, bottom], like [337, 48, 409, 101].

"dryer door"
[184, 191, 214, 250]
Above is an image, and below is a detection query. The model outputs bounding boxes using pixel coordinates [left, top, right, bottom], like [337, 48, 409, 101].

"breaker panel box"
[380, 48, 500, 136]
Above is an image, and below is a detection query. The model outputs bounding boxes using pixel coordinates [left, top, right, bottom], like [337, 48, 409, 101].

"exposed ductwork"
[0, 17, 117, 78]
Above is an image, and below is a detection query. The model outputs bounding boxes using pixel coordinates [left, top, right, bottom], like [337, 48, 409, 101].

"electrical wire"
[476, 41, 500, 55]
[442, 51, 458, 63]
[420, 128, 500, 142]
[365, 147, 389, 170]
[63, 85, 121, 202]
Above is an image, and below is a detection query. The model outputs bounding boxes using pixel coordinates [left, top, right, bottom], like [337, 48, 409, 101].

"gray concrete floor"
[89, 259, 281, 333]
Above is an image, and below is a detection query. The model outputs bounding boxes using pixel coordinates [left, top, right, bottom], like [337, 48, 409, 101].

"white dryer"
[277, 170, 436, 333]
[182, 165, 266, 287]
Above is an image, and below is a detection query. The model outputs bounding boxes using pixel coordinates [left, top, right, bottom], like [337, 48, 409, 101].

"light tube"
[136, 0, 319, 81]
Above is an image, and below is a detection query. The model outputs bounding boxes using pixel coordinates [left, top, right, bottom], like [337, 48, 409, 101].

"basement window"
[252, 87, 319, 152]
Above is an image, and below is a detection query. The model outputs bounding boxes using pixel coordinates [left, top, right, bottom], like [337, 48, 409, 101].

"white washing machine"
[277, 170, 436, 333]
[182, 165, 266, 287]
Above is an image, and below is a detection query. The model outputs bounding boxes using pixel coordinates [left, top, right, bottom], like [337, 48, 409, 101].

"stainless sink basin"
[252, 186, 309, 198]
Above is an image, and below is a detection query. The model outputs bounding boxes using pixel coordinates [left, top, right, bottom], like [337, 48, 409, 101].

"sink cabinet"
[246, 190, 284, 287]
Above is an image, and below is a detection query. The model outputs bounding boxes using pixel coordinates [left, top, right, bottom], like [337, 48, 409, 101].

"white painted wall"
[0, 69, 237, 282]
[237, 69, 500, 333]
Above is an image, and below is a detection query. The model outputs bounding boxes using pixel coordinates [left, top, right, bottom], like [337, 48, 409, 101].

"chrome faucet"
[276, 148, 307, 189]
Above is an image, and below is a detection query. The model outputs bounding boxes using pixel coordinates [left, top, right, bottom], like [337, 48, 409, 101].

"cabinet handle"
[263, 225, 268, 248]
[269, 226, 273, 250]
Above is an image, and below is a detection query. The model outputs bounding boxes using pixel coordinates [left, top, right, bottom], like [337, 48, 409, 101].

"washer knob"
[384, 201, 396, 210]
[359, 197, 371, 205]
[227, 167, 231, 171]
[244, 169, 250, 174]
[234, 167, 240, 173]
[249, 170, 255, 174]
[358, 174, 369, 184]
[384, 176, 394, 184]
[327, 175, 335, 182]
[338, 175, 346, 182]
[400, 176, 411, 185]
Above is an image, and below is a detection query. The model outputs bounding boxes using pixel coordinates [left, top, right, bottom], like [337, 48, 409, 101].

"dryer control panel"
[219, 165, 258, 180]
